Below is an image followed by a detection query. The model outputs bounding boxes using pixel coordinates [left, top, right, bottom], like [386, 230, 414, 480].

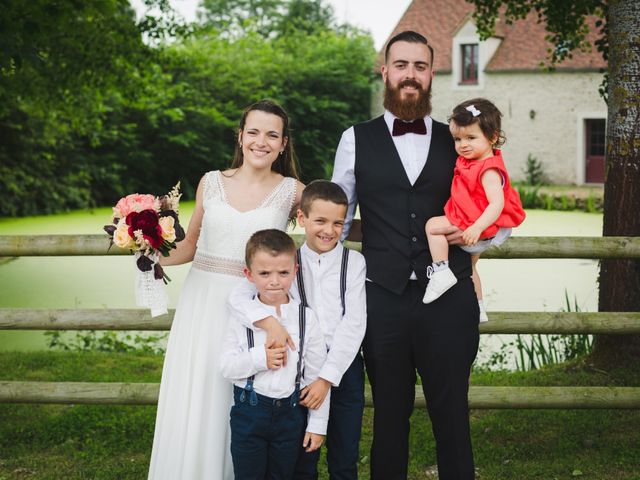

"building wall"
[371, 71, 607, 184]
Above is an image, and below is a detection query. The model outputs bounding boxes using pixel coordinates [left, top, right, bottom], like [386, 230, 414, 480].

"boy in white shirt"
[220, 229, 330, 480]
[229, 181, 367, 480]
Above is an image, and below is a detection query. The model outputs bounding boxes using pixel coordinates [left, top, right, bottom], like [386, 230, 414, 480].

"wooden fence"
[1, 234, 639, 409]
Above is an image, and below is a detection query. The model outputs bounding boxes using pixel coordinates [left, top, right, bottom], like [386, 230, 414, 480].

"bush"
[523, 153, 546, 186]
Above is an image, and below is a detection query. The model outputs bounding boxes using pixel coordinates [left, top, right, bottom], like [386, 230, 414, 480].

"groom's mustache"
[397, 79, 424, 90]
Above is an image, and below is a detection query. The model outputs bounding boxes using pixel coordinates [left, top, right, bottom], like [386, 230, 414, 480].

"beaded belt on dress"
[192, 251, 245, 277]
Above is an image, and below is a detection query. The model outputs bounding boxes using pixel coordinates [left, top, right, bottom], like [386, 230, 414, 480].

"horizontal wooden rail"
[1, 309, 639, 333]
[1, 235, 640, 259]
[0, 308, 174, 331]
[1, 381, 638, 409]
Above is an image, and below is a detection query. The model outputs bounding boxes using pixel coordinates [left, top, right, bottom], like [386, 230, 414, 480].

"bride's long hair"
[230, 100, 301, 180]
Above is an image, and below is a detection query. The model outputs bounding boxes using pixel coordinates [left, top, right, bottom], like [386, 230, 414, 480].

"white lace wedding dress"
[148, 170, 297, 480]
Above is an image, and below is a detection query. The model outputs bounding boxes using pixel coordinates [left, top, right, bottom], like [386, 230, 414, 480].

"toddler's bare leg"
[470, 254, 482, 300]
[426, 216, 453, 262]
[471, 254, 489, 322]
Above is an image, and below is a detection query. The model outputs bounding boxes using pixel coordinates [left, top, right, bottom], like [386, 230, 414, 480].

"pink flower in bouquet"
[127, 209, 164, 249]
[113, 194, 159, 219]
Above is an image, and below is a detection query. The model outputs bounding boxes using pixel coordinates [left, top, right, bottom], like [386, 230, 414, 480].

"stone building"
[373, 0, 607, 184]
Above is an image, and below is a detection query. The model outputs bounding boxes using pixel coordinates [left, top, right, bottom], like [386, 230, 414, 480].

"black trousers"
[230, 386, 306, 480]
[294, 355, 365, 480]
[363, 278, 479, 480]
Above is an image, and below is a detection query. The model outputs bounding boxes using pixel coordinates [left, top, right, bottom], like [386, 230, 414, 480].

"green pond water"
[0, 207, 602, 358]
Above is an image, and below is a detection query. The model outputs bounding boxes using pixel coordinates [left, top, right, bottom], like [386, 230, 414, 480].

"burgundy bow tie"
[392, 118, 427, 136]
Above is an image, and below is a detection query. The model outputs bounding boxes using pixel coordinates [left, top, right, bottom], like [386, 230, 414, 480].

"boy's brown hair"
[299, 180, 348, 216]
[245, 229, 296, 268]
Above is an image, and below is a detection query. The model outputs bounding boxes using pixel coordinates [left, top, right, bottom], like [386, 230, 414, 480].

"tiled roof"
[486, 11, 606, 71]
[378, 0, 605, 72]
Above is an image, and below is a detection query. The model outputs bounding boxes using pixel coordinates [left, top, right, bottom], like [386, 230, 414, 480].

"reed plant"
[481, 290, 594, 372]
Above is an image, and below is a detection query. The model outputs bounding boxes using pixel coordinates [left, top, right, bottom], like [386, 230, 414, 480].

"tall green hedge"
[0, 0, 375, 216]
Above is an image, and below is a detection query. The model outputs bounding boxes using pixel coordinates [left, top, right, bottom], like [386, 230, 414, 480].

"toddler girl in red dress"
[422, 98, 525, 321]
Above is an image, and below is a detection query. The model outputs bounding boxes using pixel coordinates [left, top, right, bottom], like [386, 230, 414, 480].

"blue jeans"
[230, 385, 306, 480]
[294, 354, 365, 480]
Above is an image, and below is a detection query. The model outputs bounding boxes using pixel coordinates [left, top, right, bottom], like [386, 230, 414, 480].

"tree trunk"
[592, 0, 640, 365]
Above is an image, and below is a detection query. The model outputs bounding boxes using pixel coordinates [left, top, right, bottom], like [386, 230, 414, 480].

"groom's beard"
[383, 78, 432, 121]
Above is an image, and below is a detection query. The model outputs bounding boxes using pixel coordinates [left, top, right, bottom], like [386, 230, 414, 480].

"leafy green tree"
[467, 0, 640, 364]
[198, 0, 288, 36]
[198, 0, 334, 37]
[128, 25, 374, 191]
[0, 0, 374, 215]
[0, 0, 156, 215]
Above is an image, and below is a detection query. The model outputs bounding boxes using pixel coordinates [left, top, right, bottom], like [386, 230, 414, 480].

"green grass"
[1, 352, 639, 479]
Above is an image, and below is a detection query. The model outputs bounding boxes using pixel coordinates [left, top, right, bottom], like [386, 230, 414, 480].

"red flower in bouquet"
[126, 210, 164, 249]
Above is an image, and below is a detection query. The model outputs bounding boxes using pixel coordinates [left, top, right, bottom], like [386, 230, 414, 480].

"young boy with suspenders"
[220, 229, 329, 479]
[230, 180, 367, 479]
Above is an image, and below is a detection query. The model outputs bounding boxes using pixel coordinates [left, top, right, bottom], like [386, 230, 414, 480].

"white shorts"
[460, 227, 512, 255]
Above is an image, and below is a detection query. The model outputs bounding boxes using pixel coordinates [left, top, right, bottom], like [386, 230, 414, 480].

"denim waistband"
[233, 385, 298, 409]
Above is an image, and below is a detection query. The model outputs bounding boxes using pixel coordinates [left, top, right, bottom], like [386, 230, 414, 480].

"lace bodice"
[195, 170, 297, 264]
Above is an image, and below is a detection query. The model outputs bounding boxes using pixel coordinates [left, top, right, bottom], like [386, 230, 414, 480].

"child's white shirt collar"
[300, 240, 343, 264]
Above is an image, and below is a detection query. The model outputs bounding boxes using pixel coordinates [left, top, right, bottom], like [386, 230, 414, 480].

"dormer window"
[461, 44, 478, 84]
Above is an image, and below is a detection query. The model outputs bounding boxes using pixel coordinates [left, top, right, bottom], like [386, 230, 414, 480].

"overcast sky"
[130, 0, 412, 50]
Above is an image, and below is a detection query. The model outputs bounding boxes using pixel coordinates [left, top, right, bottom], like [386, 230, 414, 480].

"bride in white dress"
[148, 100, 304, 480]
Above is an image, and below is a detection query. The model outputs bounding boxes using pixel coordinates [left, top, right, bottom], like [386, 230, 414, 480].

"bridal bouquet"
[104, 183, 185, 316]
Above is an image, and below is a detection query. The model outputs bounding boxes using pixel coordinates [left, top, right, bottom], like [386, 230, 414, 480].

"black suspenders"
[293, 303, 306, 406]
[296, 249, 309, 308]
[240, 328, 259, 406]
[339, 247, 349, 316]
[241, 303, 306, 407]
[296, 247, 349, 316]
[240, 247, 350, 406]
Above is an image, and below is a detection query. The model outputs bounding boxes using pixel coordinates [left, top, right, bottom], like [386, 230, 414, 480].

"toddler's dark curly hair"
[449, 98, 506, 148]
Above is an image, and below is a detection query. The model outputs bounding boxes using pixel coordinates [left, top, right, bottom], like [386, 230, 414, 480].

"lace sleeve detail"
[262, 176, 297, 215]
[202, 171, 221, 202]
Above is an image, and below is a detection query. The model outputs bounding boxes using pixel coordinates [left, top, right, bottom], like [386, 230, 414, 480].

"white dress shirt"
[331, 110, 434, 237]
[220, 296, 330, 435]
[228, 242, 367, 387]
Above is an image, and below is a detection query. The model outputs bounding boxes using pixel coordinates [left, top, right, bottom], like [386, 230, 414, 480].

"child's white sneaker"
[478, 300, 489, 322]
[422, 266, 457, 304]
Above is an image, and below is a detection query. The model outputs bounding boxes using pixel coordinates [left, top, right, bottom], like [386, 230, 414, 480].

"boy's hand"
[462, 225, 482, 246]
[299, 378, 331, 410]
[302, 432, 325, 452]
[255, 316, 295, 365]
[265, 340, 288, 370]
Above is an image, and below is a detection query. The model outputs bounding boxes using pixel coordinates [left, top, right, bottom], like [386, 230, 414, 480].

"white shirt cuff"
[305, 414, 328, 435]
[319, 365, 341, 387]
[250, 345, 267, 371]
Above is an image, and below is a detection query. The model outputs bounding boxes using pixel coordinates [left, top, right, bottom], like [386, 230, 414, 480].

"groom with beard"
[332, 31, 479, 480]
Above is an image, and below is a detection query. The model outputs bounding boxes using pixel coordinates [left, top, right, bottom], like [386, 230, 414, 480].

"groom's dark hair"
[245, 229, 296, 268]
[384, 30, 434, 65]
[299, 180, 348, 216]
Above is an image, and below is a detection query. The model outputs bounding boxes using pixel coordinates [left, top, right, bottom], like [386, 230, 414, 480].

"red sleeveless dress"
[443, 150, 525, 239]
